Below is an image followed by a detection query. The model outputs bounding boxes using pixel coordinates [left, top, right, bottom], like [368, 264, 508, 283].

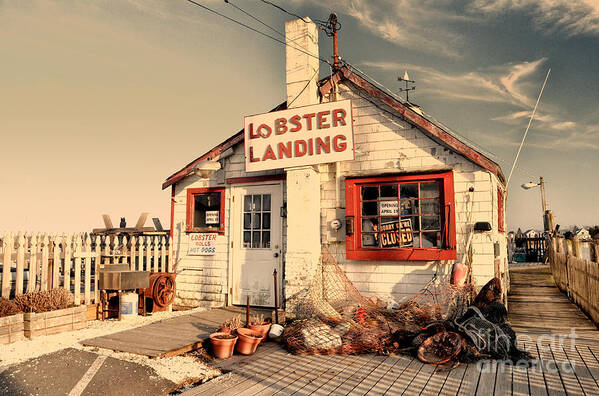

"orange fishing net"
[283, 247, 476, 355]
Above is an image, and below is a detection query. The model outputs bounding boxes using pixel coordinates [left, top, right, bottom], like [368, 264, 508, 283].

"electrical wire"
[185, 0, 331, 66]
[224, 0, 284, 38]
[260, 0, 310, 24]
[287, 67, 319, 108]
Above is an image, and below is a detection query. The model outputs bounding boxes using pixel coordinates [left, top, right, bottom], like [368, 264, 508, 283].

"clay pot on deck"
[248, 322, 271, 343]
[210, 332, 238, 359]
[235, 328, 262, 355]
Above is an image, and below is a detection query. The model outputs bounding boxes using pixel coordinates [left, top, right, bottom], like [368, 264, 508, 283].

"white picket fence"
[0, 233, 172, 305]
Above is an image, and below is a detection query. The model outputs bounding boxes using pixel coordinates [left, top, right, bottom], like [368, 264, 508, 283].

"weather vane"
[398, 71, 415, 102]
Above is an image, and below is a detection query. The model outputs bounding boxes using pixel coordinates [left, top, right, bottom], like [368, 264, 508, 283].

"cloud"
[470, 0, 599, 37]
[362, 58, 546, 108]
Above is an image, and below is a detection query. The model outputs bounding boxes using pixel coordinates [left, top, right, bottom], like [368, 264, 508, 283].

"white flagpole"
[506, 68, 551, 188]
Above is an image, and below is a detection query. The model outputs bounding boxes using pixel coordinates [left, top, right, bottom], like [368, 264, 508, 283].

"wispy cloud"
[470, 0, 599, 37]
[294, 0, 599, 56]
[362, 58, 599, 151]
[362, 58, 546, 108]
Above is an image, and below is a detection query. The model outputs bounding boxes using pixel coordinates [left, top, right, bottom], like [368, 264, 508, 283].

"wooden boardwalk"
[184, 265, 599, 395]
[81, 307, 269, 358]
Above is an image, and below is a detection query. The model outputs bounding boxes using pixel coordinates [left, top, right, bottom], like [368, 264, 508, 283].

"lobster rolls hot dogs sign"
[244, 100, 354, 172]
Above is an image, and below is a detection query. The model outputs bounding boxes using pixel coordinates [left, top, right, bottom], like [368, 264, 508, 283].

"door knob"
[273, 252, 279, 258]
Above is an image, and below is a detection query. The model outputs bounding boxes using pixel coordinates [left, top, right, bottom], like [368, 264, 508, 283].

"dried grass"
[0, 297, 21, 318]
[13, 289, 75, 313]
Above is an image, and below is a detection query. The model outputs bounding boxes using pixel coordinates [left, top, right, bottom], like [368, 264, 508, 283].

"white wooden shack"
[162, 18, 508, 310]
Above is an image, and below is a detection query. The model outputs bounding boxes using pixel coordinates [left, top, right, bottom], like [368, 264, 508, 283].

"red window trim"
[345, 171, 457, 261]
[498, 188, 505, 233]
[186, 187, 226, 234]
[225, 174, 285, 185]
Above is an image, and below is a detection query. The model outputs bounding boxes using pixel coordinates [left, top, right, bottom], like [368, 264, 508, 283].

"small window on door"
[243, 194, 271, 248]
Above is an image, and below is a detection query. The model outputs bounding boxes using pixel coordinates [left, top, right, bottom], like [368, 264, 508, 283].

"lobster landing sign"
[244, 100, 354, 172]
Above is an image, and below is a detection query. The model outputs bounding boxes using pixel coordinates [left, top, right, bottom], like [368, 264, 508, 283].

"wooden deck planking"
[364, 355, 414, 395]
[293, 354, 355, 395]
[438, 363, 467, 395]
[456, 363, 481, 395]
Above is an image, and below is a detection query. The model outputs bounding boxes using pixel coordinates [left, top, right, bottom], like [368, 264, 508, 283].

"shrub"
[13, 289, 75, 313]
[0, 297, 20, 318]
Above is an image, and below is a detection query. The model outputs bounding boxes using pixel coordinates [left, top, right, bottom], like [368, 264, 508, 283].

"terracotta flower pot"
[210, 332, 238, 359]
[235, 328, 262, 355]
[249, 323, 271, 343]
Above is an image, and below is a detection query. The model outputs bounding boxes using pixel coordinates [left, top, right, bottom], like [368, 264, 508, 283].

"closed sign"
[244, 100, 354, 172]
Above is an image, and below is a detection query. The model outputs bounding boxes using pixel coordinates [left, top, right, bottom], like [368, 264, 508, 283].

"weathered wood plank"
[438, 362, 467, 396]
[364, 355, 413, 395]
[456, 362, 481, 396]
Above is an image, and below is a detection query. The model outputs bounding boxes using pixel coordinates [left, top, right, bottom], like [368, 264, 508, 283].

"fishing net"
[283, 247, 477, 355]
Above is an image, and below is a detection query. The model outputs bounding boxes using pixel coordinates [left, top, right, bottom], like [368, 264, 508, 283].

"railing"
[0, 233, 172, 305]
[549, 236, 599, 325]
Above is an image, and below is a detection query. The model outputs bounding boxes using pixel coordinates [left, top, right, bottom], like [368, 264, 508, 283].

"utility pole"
[540, 176, 547, 213]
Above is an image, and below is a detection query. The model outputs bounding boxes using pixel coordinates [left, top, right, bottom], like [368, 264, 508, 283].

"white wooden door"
[232, 183, 283, 307]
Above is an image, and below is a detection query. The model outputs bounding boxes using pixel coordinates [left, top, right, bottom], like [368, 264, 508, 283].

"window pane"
[253, 195, 261, 211]
[253, 213, 261, 229]
[243, 213, 251, 230]
[380, 184, 398, 198]
[400, 200, 419, 216]
[421, 232, 440, 248]
[400, 183, 418, 199]
[193, 192, 220, 228]
[244, 195, 252, 211]
[252, 231, 261, 248]
[362, 217, 378, 232]
[400, 231, 415, 248]
[422, 216, 440, 230]
[420, 199, 440, 215]
[361, 233, 378, 247]
[411, 233, 421, 248]
[262, 194, 271, 211]
[362, 201, 378, 216]
[262, 213, 271, 230]
[243, 231, 251, 248]
[361, 186, 378, 201]
[401, 216, 420, 231]
[421, 182, 440, 198]
[262, 231, 271, 248]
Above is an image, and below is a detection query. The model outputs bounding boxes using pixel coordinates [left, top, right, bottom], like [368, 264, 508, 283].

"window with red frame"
[345, 171, 456, 261]
[186, 187, 225, 233]
[498, 188, 505, 233]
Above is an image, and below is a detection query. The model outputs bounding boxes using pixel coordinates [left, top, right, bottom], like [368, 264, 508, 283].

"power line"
[287, 67, 319, 108]
[224, 0, 284, 38]
[185, 0, 331, 66]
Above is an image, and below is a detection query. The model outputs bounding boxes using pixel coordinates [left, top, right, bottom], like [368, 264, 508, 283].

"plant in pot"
[217, 314, 243, 334]
[248, 314, 272, 343]
[235, 328, 262, 355]
[210, 332, 238, 359]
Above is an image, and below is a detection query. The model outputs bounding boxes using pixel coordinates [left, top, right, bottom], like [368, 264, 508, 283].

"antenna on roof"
[398, 71, 415, 102]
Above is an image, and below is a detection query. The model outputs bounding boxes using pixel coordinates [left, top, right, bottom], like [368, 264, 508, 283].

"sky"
[1, 0, 598, 232]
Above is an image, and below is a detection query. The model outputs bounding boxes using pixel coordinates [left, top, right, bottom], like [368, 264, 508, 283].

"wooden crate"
[0, 313, 25, 344]
[24, 305, 87, 338]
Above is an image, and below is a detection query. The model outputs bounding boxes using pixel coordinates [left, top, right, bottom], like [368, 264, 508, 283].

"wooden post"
[152, 236, 159, 272]
[146, 236, 152, 272]
[130, 236, 137, 271]
[573, 239, 583, 258]
[138, 236, 144, 271]
[84, 234, 91, 305]
[93, 235, 101, 303]
[73, 234, 82, 305]
[28, 234, 37, 293]
[246, 295, 250, 328]
[15, 233, 25, 296]
[2, 233, 13, 298]
[52, 234, 61, 289]
[594, 243, 599, 264]
[64, 234, 72, 295]
[40, 234, 49, 291]
[273, 269, 279, 324]
[160, 236, 167, 273]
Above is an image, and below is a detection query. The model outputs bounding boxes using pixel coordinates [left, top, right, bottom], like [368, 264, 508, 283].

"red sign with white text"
[244, 100, 354, 172]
